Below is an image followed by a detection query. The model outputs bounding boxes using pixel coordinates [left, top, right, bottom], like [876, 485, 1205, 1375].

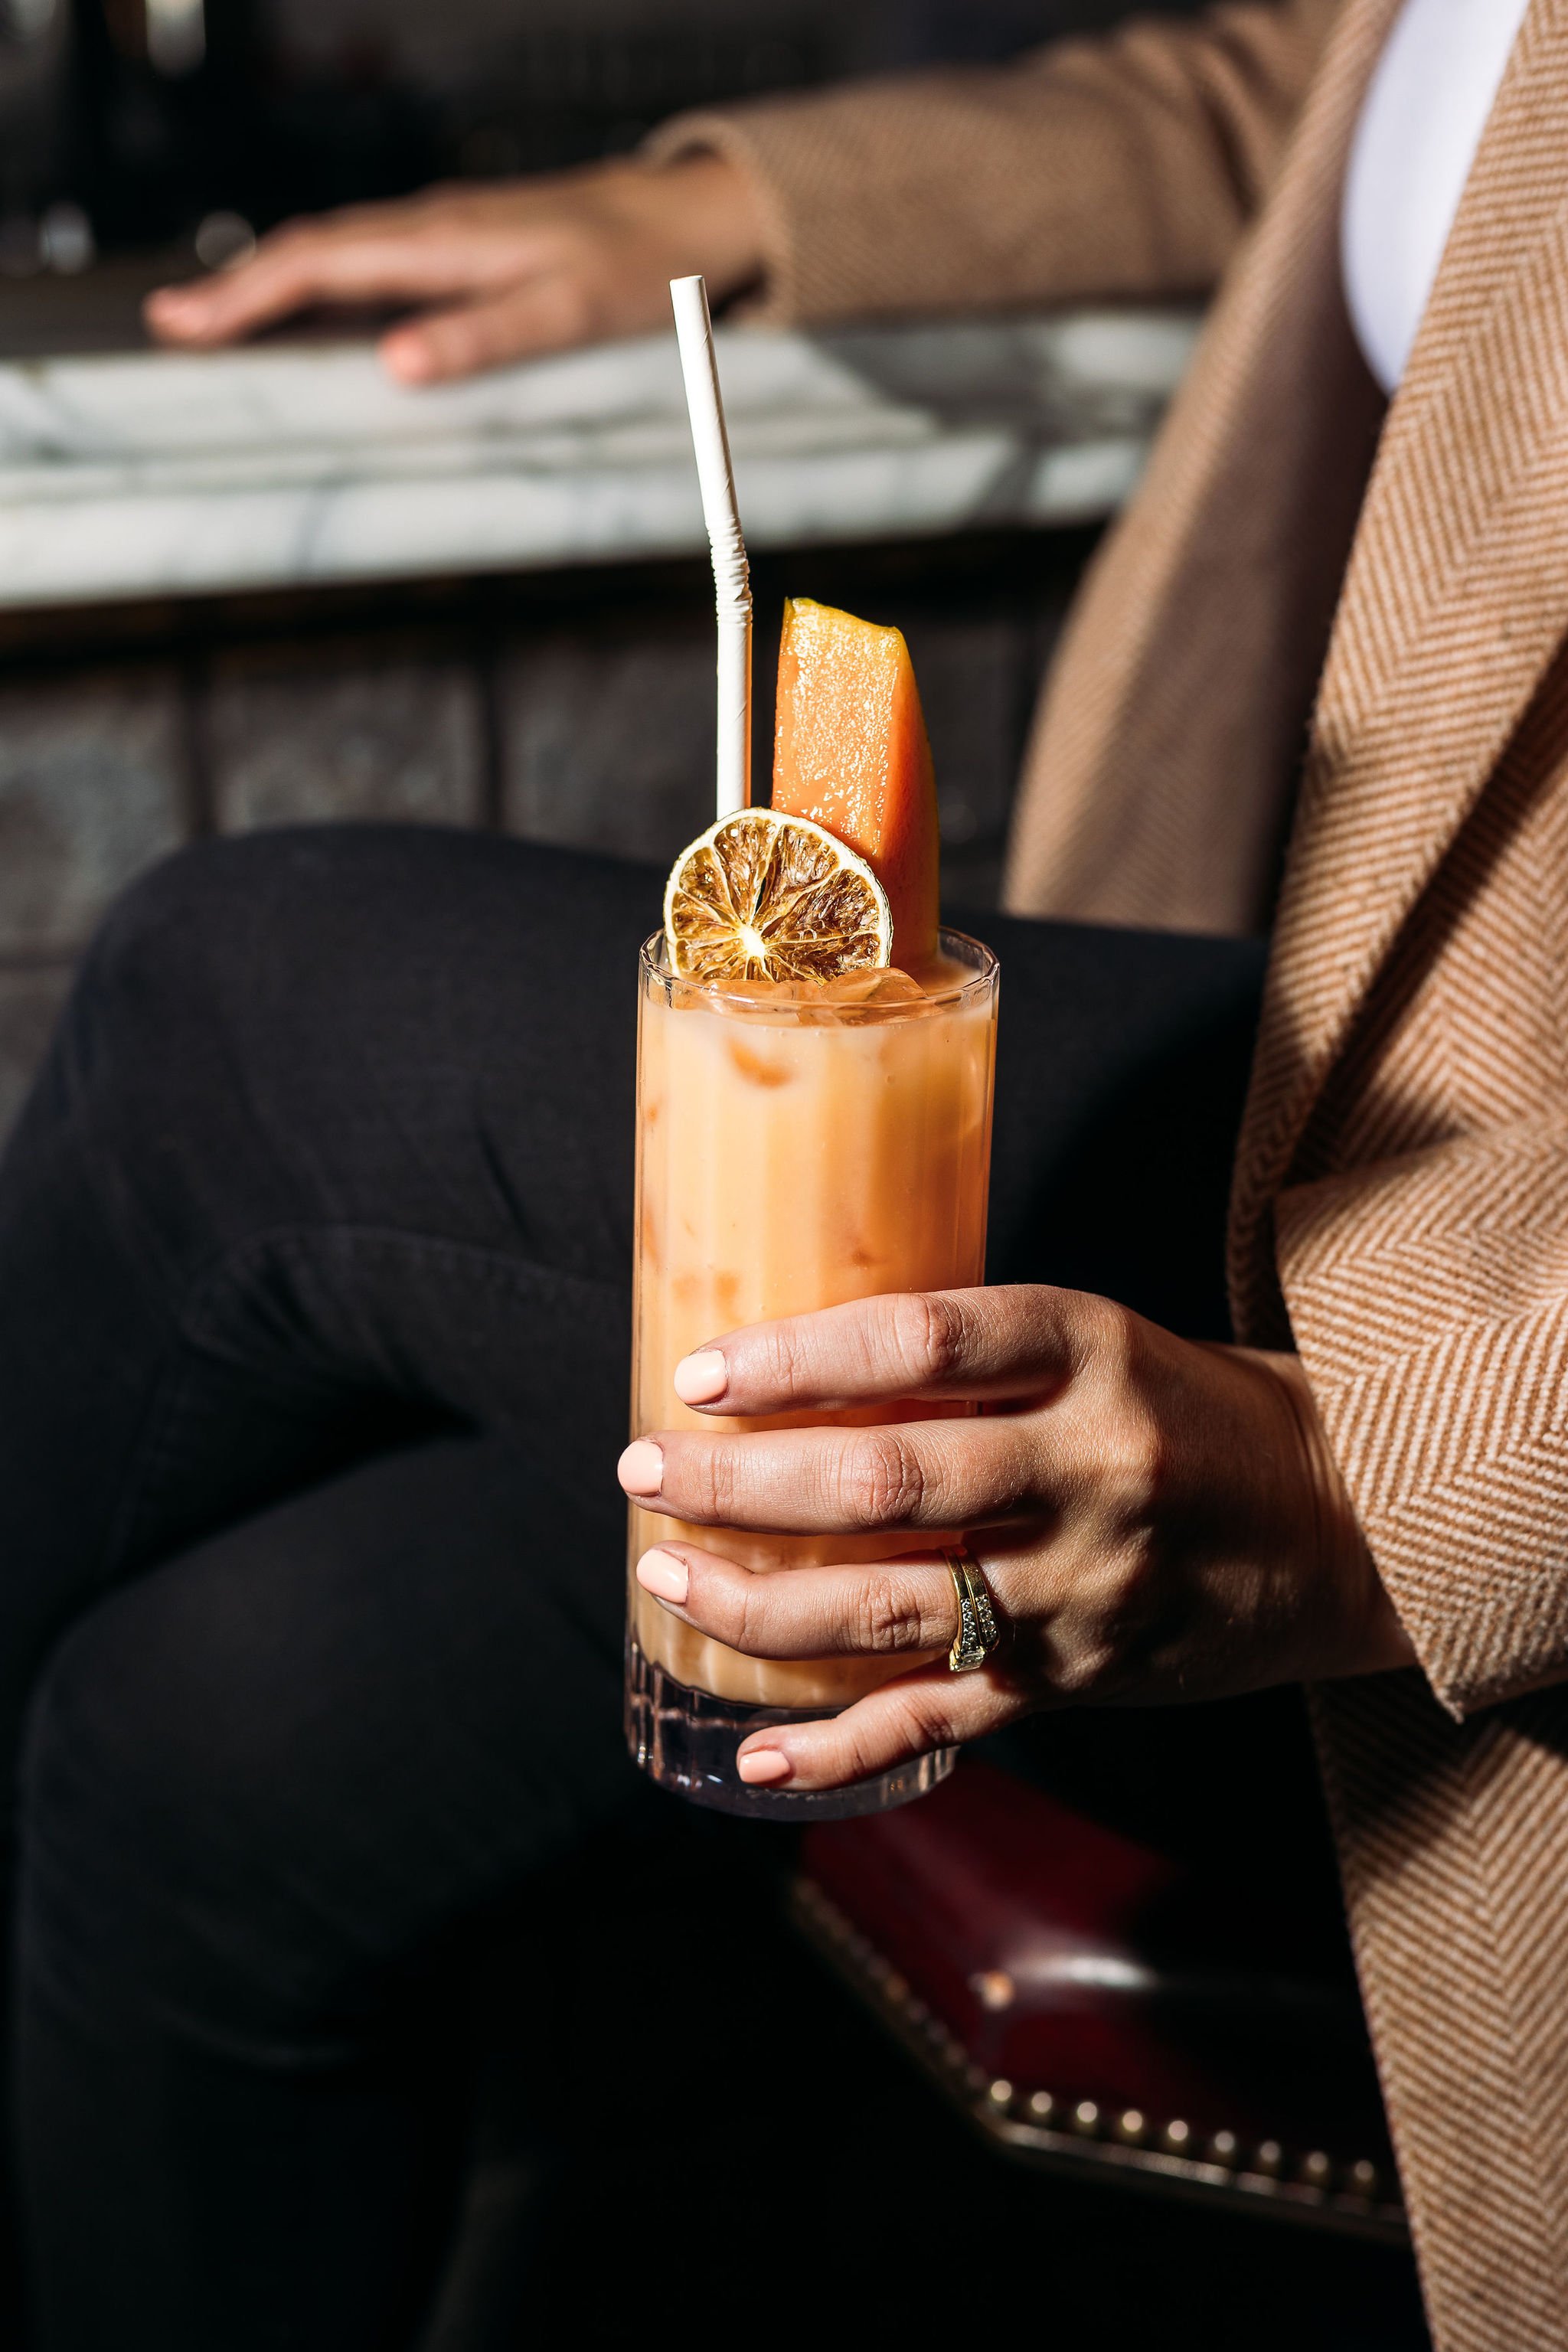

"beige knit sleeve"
[644, 0, 1341, 325]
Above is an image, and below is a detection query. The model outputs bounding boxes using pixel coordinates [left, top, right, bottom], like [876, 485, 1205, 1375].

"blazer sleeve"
[645, 0, 1341, 325]
[1273, 1113, 1568, 1720]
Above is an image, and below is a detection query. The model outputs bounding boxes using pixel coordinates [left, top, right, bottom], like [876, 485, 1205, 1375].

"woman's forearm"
[645, 0, 1342, 327]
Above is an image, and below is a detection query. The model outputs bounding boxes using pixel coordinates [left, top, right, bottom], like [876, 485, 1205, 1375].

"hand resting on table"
[144, 153, 763, 384]
[617, 1286, 1417, 1794]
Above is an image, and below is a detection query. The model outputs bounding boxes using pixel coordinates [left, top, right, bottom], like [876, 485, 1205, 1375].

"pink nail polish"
[382, 338, 432, 384]
[635, 1548, 688, 1605]
[673, 1348, 727, 1405]
[736, 1747, 792, 1786]
[617, 1439, 664, 1498]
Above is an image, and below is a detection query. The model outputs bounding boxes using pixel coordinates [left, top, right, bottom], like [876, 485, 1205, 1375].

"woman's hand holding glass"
[617, 1286, 1416, 1793]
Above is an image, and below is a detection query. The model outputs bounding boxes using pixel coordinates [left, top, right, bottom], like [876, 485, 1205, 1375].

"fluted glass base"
[624, 1635, 956, 1821]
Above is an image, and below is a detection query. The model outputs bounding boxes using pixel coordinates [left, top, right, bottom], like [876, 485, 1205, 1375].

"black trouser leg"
[17, 1436, 639, 2352]
[0, 828, 661, 2350]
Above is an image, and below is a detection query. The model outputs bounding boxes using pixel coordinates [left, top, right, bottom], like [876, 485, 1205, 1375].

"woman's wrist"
[626, 151, 766, 306]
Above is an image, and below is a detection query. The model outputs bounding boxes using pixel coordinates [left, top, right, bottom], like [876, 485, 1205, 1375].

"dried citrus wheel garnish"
[663, 808, 893, 984]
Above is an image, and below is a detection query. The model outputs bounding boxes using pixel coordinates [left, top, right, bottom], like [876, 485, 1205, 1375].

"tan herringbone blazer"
[662, 7, 1568, 2344]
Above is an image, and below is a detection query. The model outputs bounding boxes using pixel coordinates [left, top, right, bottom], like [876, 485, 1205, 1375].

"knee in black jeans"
[33, 831, 305, 1166]
[30, 822, 652, 1286]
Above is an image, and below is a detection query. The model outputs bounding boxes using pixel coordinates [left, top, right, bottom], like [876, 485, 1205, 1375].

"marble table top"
[0, 306, 1200, 610]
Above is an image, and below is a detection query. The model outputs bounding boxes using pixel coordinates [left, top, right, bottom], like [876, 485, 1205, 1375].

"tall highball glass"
[624, 928, 1000, 1819]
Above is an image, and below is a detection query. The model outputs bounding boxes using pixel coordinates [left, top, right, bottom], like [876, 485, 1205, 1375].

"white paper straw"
[670, 274, 752, 819]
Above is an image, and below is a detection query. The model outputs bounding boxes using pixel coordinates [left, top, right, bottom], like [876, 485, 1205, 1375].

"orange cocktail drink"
[625, 927, 998, 1817]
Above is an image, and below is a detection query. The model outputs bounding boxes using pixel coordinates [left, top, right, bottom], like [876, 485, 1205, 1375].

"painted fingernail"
[381, 336, 433, 384]
[673, 1348, 727, 1404]
[635, 1547, 688, 1605]
[736, 1746, 792, 1786]
[617, 1439, 664, 1498]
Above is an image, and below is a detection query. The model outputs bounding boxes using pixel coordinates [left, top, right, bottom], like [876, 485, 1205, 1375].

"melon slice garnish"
[663, 808, 893, 985]
[771, 597, 940, 972]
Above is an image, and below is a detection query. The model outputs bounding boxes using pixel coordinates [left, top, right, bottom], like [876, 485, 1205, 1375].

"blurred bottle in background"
[66, 0, 436, 254]
[0, 0, 81, 273]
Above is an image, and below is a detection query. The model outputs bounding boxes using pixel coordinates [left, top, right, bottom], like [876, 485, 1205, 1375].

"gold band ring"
[944, 1544, 1001, 1674]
